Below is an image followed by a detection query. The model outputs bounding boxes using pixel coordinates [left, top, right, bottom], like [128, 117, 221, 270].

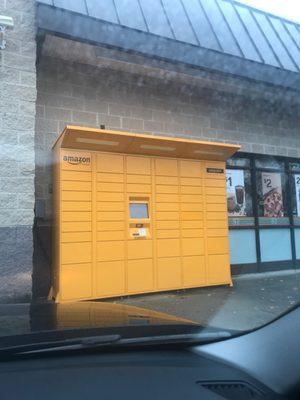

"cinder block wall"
[0, 0, 36, 301]
[36, 56, 300, 221]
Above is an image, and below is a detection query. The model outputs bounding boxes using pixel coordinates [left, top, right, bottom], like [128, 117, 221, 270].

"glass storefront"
[226, 153, 300, 273]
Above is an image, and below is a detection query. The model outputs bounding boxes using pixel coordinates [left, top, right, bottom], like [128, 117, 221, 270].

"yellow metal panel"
[206, 219, 226, 229]
[127, 240, 153, 259]
[126, 183, 151, 193]
[62, 191, 92, 201]
[61, 232, 91, 243]
[97, 173, 124, 183]
[97, 231, 125, 241]
[60, 263, 92, 301]
[204, 178, 226, 188]
[97, 202, 124, 211]
[97, 182, 124, 192]
[156, 176, 178, 185]
[207, 237, 229, 255]
[62, 212, 92, 222]
[206, 195, 226, 204]
[207, 229, 228, 237]
[206, 211, 227, 220]
[181, 203, 203, 212]
[96, 261, 125, 296]
[181, 220, 203, 229]
[156, 185, 179, 194]
[207, 255, 231, 284]
[156, 211, 180, 221]
[181, 186, 202, 194]
[155, 158, 178, 176]
[126, 156, 151, 175]
[157, 239, 180, 258]
[97, 153, 124, 172]
[182, 238, 204, 256]
[97, 192, 124, 201]
[180, 160, 202, 177]
[156, 202, 179, 212]
[97, 221, 124, 231]
[127, 259, 154, 293]
[180, 177, 202, 186]
[97, 241, 125, 262]
[62, 202, 92, 212]
[97, 211, 124, 221]
[61, 170, 92, 181]
[181, 211, 203, 221]
[180, 194, 202, 203]
[157, 257, 181, 289]
[182, 229, 204, 238]
[127, 174, 151, 184]
[156, 230, 180, 239]
[61, 181, 92, 191]
[61, 242, 92, 264]
[205, 186, 225, 195]
[206, 203, 227, 212]
[156, 194, 179, 202]
[62, 221, 92, 232]
[182, 256, 206, 286]
[156, 220, 180, 229]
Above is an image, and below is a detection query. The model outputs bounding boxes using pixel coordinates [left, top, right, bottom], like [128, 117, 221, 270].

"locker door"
[126, 155, 154, 293]
[96, 153, 126, 297]
[179, 160, 206, 287]
[59, 150, 93, 301]
[155, 158, 182, 290]
[203, 161, 231, 285]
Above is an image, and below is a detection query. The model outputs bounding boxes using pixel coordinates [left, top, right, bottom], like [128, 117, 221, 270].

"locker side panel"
[203, 161, 231, 285]
[179, 160, 206, 288]
[58, 149, 93, 301]
[51, 144, 62, 300]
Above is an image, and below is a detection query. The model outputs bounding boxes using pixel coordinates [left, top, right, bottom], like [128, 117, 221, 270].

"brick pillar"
[0, 0, 36, 302]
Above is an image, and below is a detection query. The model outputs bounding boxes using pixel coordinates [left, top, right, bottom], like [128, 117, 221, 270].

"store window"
[256, 160, 289, 226]
[226, 159, 254, 227]
[227, 154, 295, 268]
[289, 162, 300, 226]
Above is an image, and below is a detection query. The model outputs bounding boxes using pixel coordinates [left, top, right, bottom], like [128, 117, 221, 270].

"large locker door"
[59, 150, 93, 301]
[155, 158, 182, 290]
[126, 155, 154, 294]
[179, 160, 206, 287]
[96, 153, 126, 297]
[203, 161, 231, 285]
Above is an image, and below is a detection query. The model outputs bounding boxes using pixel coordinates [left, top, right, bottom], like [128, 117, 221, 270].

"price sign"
[226, 170, 245, 216]
[261, 172, 283, 218]
[294, 175, 300, 217]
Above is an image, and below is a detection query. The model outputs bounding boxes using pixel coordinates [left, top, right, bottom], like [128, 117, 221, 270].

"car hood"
[0, 301, 197, 338]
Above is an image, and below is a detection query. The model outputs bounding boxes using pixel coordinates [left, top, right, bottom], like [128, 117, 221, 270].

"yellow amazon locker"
[51, 125, 239, 302]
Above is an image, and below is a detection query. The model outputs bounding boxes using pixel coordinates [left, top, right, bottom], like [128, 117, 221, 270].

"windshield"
[0, 0, 300, 349]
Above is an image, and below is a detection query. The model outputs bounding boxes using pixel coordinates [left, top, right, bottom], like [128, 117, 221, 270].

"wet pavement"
[115, 270, 300, 331]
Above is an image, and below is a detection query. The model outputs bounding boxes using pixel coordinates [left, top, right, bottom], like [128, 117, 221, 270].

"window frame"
[227, 152, 298, 272]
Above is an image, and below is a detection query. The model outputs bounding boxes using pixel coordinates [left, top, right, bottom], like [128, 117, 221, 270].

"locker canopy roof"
[54, 125, 240, 161]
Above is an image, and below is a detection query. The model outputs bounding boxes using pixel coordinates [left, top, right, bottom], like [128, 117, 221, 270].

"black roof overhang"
[37, 3, 300, 92]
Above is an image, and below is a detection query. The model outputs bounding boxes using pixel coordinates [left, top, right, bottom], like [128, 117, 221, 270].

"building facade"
[1, 0, 300, 301]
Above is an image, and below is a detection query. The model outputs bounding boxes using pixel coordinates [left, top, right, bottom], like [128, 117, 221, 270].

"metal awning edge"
[37, 3, 300, 92]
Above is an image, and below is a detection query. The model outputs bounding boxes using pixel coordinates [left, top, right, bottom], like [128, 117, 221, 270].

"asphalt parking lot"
[115, 269, 300, 331]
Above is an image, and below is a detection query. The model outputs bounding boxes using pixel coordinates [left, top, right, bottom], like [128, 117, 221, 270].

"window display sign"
[294, 174, 300, 217]
[226, 170, 246, 216]
[262, 172, 283, 218]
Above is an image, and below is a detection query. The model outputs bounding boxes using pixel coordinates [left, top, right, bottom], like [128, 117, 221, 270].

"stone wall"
[0, 0, 36, 301]
[36, 56, 300, 220]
